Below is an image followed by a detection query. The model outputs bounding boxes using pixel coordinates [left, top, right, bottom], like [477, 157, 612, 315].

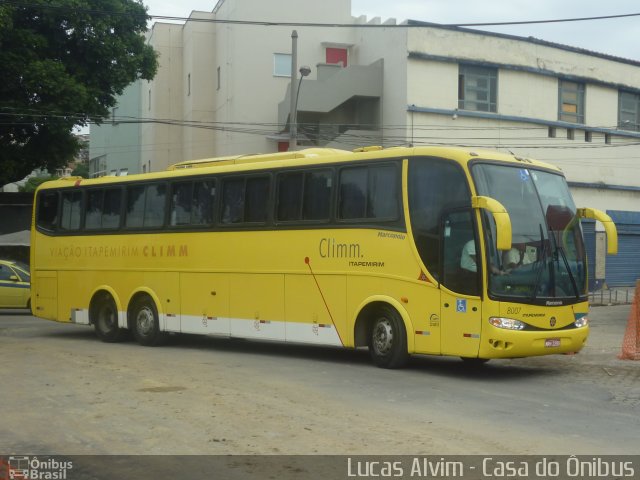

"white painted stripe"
[111, 312, 343, 347]
[285, 321, 343, 346]
[181, 314, 230, 336]
[229, 317, 286, 341]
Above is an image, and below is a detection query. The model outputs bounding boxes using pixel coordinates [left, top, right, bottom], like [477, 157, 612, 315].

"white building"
[90, 0, 640, 286]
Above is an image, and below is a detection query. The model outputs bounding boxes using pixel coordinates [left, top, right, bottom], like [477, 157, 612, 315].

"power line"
[2, 1, 640, 29]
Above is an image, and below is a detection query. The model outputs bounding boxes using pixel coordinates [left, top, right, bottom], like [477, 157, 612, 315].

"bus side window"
[126, 185, 146, 228]
[192, 180, 216, 225]
[170, 181, 193, 226]
[339, 164, 399, 221]
[60, 191, 82, 231]
[102, 188, 122, 229]
[303, 170, 331, 221]
[221, 178, 245, 224]
[367, 165, 398, 219]
[37, 191, 59, 231]
[277, 172, 303, 222]
[277, 169, 332, 223]
[245, 176, 270, 223]
[85, 190, 103, 230]
[339, 167, 367, 219]
[143, 184, 166, 228]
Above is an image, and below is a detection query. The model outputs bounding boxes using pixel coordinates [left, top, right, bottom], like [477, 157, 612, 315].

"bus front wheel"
[131, 296, 167, 347]
[92, 293, 127, 343]
[368, 306, 409, 369]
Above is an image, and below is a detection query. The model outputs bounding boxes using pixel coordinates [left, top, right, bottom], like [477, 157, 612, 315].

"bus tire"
[368, 306, 409, 369]
[131, 296, 166, 347]
[92, 292, 127, 343]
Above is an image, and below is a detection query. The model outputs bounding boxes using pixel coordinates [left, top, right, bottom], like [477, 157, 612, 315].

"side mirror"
[577, 208, 618, 255]
[471, 196, 512, 251]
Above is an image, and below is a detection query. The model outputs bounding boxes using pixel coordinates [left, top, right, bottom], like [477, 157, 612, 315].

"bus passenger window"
[221, 178, 244, 224]
[339, 165, 398, 221]
[170, 182, 193, 226]
[368, 165, 398, 219]
[60, 191, 82, 231]
[277, 173, 303, 221]
[36, 191, 58, 231]
[102, 188, 122, 229]
[192, 180, 216, 225]
[143, 184, 166, 228]
[245, 176, 269, 223]
[339, 168, 367, 219]
[85, 190, 103, 230]
[126, 185, 146, 228]
[303, 170, 331, 221]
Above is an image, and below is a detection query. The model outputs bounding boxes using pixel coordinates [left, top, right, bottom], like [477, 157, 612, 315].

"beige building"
[90, 0, 640, 286]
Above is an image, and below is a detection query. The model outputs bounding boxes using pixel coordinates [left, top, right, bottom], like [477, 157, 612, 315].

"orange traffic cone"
[618, 280, 640, 360]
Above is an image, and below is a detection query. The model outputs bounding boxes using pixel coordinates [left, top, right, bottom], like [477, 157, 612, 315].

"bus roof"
[38, 146, 562, 190]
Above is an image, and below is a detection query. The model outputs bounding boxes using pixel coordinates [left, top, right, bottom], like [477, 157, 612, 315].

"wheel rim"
[136, 306, 155, 336]
[372, 317, 394, 356]
[98, 303, 117, 332]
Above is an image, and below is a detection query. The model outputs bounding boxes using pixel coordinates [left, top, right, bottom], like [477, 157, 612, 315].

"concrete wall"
[182, 11, 216, 163]
[140, 23, 184, 172]
[211, 0, 356, 157]
[89, 83, 142, 176]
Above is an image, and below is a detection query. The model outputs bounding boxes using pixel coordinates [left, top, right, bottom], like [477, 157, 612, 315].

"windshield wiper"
[530, 224, 548, 300]
[548, 228, 580, 299]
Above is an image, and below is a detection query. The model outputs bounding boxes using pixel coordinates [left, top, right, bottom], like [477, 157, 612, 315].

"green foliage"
[71, 162, 89, 178]
[0, 0, 157, 186]
[19, 175, 59, 193]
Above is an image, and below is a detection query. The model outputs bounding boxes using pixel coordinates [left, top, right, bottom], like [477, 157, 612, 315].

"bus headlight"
[574, 316, 589, 328]
[489, 317, 526, 330]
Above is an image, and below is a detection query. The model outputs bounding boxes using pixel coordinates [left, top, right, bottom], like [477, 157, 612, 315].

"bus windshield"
[472, 163, 587, 303]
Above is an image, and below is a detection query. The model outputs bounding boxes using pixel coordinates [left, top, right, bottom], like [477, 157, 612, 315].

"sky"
[143, 0, 640, 61]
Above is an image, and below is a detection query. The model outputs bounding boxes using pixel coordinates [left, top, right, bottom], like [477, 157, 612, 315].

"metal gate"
[605, 211, 640, 287]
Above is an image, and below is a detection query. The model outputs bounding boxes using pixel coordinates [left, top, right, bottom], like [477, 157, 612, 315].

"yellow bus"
[30, 146, 617, 368]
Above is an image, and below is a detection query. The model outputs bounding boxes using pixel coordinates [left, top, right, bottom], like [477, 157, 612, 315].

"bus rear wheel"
[368, 306, 409, 369]
[131, 296, 166, 346]
[92, 293, 127, 343]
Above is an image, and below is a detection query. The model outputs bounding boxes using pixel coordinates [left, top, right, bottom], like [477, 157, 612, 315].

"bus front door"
[439, 210, 482, 358]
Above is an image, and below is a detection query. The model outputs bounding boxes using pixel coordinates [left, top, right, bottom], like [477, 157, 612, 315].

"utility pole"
[288, 30, 298, 151]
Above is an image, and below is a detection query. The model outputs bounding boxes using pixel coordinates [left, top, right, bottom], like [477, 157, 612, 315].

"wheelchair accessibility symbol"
[456, 299, 467, 313]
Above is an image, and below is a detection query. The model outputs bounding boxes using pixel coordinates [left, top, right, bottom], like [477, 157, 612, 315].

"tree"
[19, 175, 58, 193]
[0, 0, 157, 186]
[71, 162, 89, 178]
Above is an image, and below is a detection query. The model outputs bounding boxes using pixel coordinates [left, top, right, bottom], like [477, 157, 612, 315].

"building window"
[217, 66, 221, 91]
[326, 47, 348, 67]
[273, 53, 292, 77]
[187, 73, 191, 96]
[567, 129, 575, 140]
[585, 131, 593, 142]
[619, 91, 640, 131]
[458, 65, 497, 113]
[558, 80, 585, 123]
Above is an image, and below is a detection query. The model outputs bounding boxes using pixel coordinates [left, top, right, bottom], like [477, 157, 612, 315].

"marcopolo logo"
[3, 457, 73, 480]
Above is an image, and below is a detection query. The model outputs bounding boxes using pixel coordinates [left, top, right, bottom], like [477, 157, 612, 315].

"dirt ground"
[0, 305, 638, 458]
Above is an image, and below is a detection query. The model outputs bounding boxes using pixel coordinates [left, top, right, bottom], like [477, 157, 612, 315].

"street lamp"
[291, 65, 311, 149]
[288, 30, 312, 151]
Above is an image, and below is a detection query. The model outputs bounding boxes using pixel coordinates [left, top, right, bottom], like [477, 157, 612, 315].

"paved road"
[0, 305, 638, 464]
